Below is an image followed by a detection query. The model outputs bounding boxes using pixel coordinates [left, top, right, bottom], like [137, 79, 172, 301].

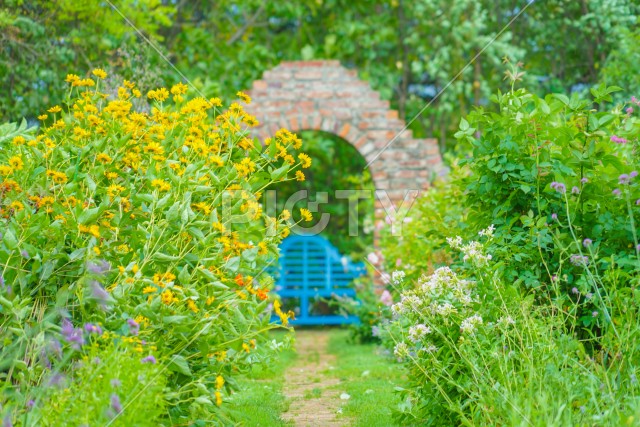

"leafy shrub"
[376, 64, 640, 424]
[385, 233, 640, 425]
[0, 70, 306, 423]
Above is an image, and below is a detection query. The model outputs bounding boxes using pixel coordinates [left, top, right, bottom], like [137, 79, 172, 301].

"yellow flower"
[12, 136, 26, 146]
[143, 286, 157, 294]
[96, 153, 112, 163]
[281, 209, 291, 221]
[65, 74, 80, 84]
[295, 170, 305, 182]
[161, 289, 178, 305]
[92, 68, 107, 79]
[215, 375, 225, 390]
[236, 91, 251, 104]
[206, 296, 215, 306]
[38, 114, 48, 121]
[47, 105, 62, 113]
[9, 201, 24, 211]
[300, 208, 312, 222]
[46, 169, 68, 184]
[187, 299, 199, 313]
[8, 156, 24, 171]
[151, 179, 171, 192]
[148, 88, 170, 102]
[209, 97, 222, 107]
[144, 142, 165, 155]
[170, 82, 188, 95]
[215, 391, 222, 407]
[298, 153, 312, 168]
[78, 224, 100, 238]
[0, 165, 12, 176]
[234, 157, 256, 177]
[105, 171, 118, 180]
[93, 246, 101, 255]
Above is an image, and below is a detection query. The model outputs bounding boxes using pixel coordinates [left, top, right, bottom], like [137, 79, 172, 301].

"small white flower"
[478, 224, 495, 237]
[460, 314, 483, 335]
[408, 324, 432, 343]
[340, 393, 351, 400]
[392, 270, 406, 285]
[394, 342, 409, 359]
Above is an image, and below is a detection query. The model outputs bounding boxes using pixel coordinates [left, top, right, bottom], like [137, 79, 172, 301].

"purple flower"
[586, 292, 593, 300]
[127, 318, 140, 336]
[632, 96, 638, 104]
[141, 355, 156, 364]
[581, 177, 588, 184]
[111, 393, 122, 414]
[84, 323, 102, 335]
[3, 415, 12, 427]
[583, 238, 592, 247]
[619, 174, 630, 185]
[0, 275, 4, 288]
[92, 357, 101, 365]
[636, 244, 640, 252]
[48, 373, 66, 388]
[20, 250, 29, 259]
[631, 171, 639, 179]
[627, 107, 634, 115]
[551, 213, 558, 221]
[551, 275, 558, 281]
[111, 379, 121, 388]
[571, 287, 579, 295]
[87, 259, 111, 276]
[570, 254, 589, 267]
[571, 186, 580, 194]
[371, 326, 380, 338]
[61, 318, 85, 350]
[26, 399, 35, 409]
[550, 181, 566, 194]
[592, 311, 599, 318]
[613, 189, 622, 196]
[636, 199, 640, 206]
[611, 135, 629, 144]
[90, 280, 112, 309]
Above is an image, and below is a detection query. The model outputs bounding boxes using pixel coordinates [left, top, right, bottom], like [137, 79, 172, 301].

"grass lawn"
[226, 331, 297, 426]
[326, 329, 405, 427]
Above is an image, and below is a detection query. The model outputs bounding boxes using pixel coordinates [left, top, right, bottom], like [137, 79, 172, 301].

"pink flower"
[395, 258, 402, 267]
[380, 290, 393, 306]
[367, 252, 380, 264]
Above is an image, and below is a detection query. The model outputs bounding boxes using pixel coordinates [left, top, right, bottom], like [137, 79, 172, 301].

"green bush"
[376, 64, 640, 424]
[0, 70, 306, 424]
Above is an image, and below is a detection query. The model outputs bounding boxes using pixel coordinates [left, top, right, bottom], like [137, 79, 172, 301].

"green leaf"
[270, 163, 289, 181]
[3, 229, 18, 250]
[168, 355, 192, 376]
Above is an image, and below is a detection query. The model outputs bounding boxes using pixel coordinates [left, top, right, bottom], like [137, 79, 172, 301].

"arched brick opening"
[248, 60, 444, 227]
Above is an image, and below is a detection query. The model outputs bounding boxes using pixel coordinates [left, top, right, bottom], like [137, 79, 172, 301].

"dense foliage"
[3, 0, 639, 151]
[365, 66, 640, 423]
[0, 71, 306, 424]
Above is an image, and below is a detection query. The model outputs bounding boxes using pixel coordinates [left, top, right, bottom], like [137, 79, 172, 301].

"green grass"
[226, 332, 296, 426]
[326, 329, 405, 427]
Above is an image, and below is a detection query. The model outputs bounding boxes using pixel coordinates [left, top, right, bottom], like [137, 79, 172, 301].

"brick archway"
[248, 60, 444, 219]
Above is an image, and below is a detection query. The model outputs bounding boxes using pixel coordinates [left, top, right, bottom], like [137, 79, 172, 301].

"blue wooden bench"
[271, 234, 365, 325]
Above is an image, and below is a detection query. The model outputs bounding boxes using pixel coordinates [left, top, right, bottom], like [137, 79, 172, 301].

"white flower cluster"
[408, 324, 432, 343]
[447, 236, 493, 267]
[418, 267, 475, 306]
[460, 314, 483, 335]
[478, 224, 495, 238]
[392, 270, 406, 285]
[497, 316, 516, 328]
[394, 341, 409, 359]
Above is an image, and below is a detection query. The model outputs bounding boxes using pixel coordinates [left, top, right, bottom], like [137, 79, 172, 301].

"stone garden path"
[281, 330, 349, 426]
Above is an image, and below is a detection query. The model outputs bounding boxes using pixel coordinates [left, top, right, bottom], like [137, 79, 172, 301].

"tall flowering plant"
[0, 69, 308, 422]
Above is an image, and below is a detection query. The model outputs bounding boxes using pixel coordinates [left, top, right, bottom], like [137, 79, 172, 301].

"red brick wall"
[248, 60, 445, 219]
